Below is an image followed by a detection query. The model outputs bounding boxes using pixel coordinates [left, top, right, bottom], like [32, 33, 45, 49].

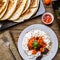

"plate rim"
[18, 24, 58, 60]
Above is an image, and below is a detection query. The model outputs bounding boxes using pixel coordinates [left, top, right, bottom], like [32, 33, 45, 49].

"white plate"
[18, 24, 58, 60]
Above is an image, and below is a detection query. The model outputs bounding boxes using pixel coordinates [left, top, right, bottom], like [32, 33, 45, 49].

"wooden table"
[1, 3, 60, 60]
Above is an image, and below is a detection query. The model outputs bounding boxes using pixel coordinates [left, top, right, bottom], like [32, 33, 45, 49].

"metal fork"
[2, 36, 16, 60]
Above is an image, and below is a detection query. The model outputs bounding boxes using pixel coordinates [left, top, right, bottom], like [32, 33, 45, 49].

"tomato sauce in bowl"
[42, 12, 54, 25]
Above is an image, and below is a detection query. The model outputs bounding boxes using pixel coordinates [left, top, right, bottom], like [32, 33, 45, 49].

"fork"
[2, 36, 16, 60]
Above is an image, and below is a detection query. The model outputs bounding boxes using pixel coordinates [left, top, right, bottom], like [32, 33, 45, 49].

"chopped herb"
[33, 41, 39, 49]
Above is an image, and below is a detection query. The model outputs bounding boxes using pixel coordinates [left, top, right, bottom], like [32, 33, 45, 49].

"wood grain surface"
[0, 31, 22, 60]
[0, 3, 60, 60]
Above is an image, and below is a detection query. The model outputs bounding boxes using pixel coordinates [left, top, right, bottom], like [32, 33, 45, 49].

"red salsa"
[43, 14, 52, 24]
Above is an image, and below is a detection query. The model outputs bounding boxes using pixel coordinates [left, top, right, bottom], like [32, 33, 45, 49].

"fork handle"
[9, 48, 16, 60]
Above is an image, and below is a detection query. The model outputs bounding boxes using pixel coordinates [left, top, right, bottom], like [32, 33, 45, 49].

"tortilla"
[0, 0, 8, 14]
[9, 0, 27, 20]
[22, 0, 31, 14]
[14, 0, 39, 22]
[30, 0, 39, 7]
[0, 0, 9, 19]
[1, 0, 18, 20]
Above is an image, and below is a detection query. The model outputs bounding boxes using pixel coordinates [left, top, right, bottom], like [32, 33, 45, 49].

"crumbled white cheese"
[22, 29, 51, 59]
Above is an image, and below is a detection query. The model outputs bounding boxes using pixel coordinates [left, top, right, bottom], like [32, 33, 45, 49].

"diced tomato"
[40, 48, 44, 52]
[28, 43, 32, 47]
[32, 50, 37, 54]
[27, 37, 35, 49]
[27, 36, 47, 53]
[42, 42, 47, 48]
[38, 37, 44, 45]
[39, 40, 43, 43]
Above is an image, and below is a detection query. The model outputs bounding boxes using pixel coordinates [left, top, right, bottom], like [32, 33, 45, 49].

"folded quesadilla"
[0, 0, 7, 14]
[9, 0, 27, 20]
[0, 0, 9, 19]
[14, 0, 39, 22]
[1, 0, 18, 20]
[22, 0, 31, 14]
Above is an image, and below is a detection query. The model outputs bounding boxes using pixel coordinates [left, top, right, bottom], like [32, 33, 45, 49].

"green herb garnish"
[33, 41, 39, 49]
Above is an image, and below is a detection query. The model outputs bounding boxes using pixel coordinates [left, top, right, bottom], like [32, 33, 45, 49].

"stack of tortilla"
[0, 0, 39, 22]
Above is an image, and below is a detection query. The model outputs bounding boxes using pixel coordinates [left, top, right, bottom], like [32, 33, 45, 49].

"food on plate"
[43, 0, 51, 5]
[9, 0, 27, 20]
[22, 29, 52, 60]
[0, 0, 9, 19]
[1, 0, 18, 20]
[14, 0, 39, 22]
[42, 12, 54, 25]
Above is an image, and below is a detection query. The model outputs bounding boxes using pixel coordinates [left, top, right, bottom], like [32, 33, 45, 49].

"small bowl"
[42, 12, 54, 25]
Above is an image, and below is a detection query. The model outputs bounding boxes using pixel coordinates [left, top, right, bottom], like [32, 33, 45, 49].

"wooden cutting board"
[0, 31, 22, 60]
